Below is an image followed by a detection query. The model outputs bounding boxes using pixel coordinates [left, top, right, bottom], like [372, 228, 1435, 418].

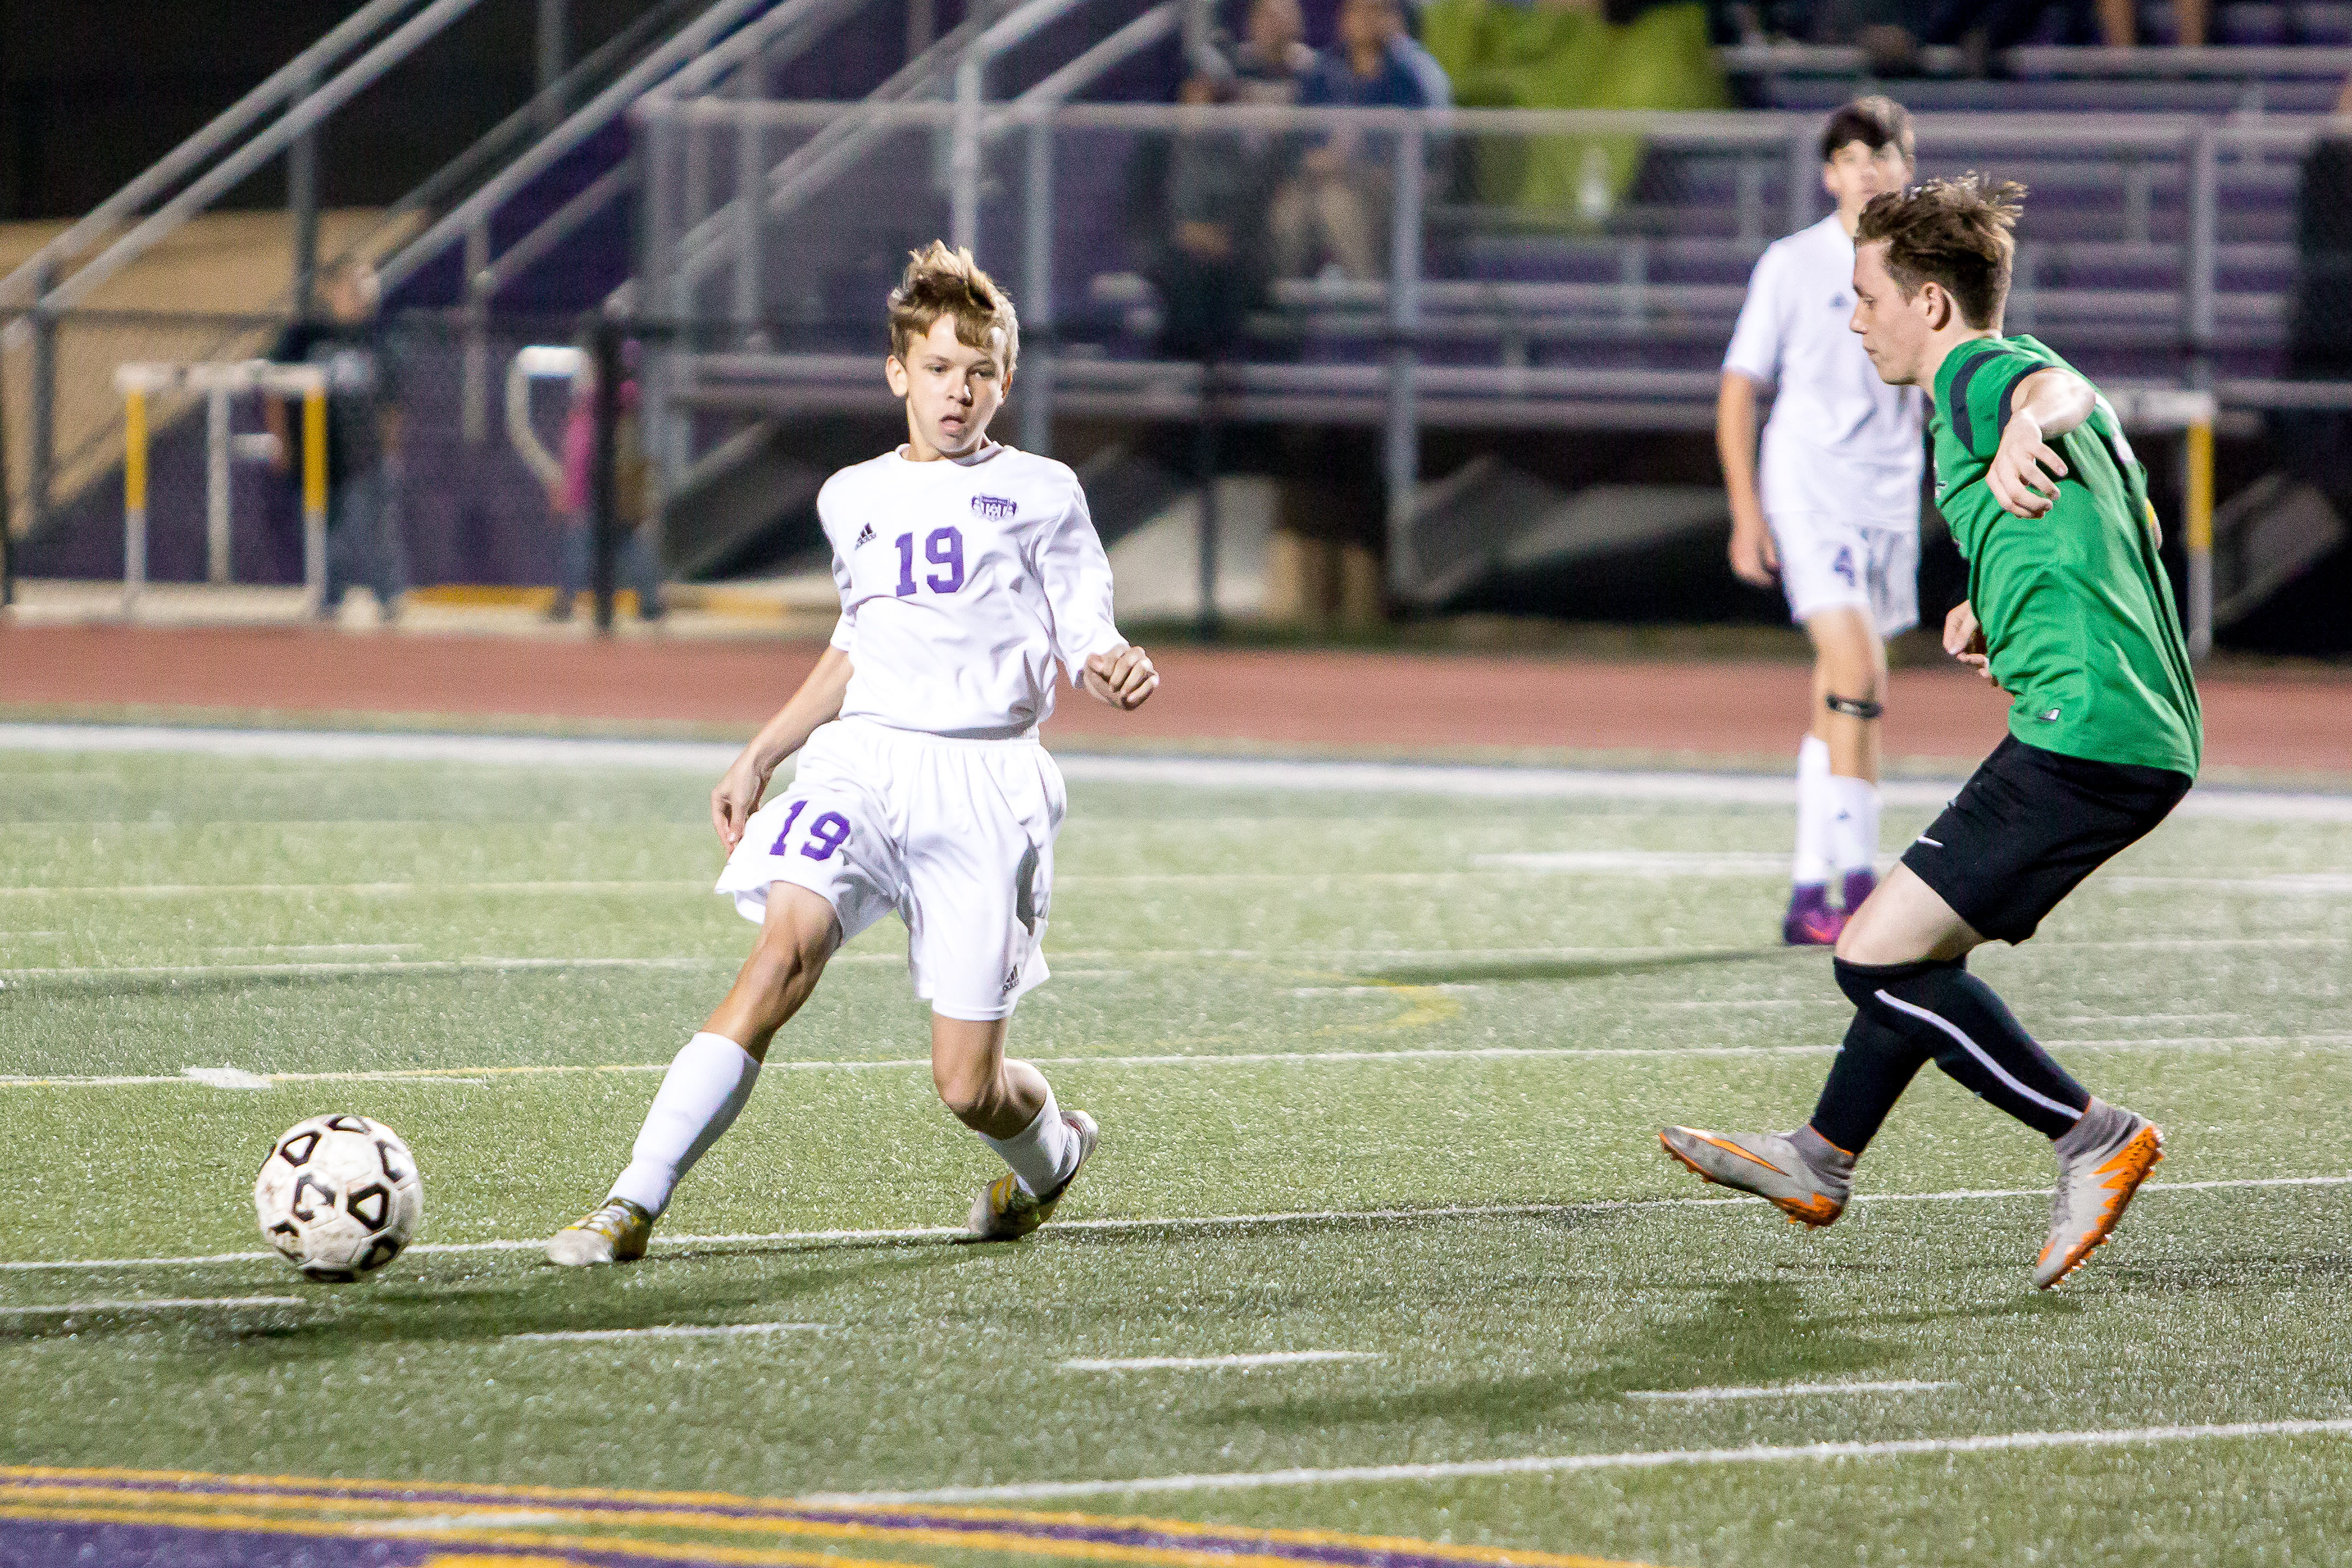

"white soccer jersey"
[1723, 214, 1925, 528]
[821, 443, 1124, 738]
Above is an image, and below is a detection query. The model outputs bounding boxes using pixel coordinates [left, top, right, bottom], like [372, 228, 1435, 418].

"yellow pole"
[123, 386, 148, 614]
[302, 385, 328, 617]
[2185, 417, 2214, 662]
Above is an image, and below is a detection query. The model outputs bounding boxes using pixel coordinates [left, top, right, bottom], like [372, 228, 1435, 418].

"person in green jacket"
[1660, 176, 2200, 1292]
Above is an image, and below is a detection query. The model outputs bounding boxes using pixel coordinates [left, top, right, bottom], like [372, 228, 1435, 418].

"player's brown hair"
[887, 241, 1019, 374]
[1855, 174, 2026, 331]
[1820, 96, 1913, 165]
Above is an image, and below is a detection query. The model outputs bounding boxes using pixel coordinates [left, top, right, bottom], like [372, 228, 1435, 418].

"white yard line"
[1061, 1351, 1384, 1371]
[1624, 1379, 1958, 1402]
[6, 1174, 2348, 1275]
[14, 1032, 2352, 1092]
[0, 956, 729, 983]
[0, 1295, 304, 1314]
[0, 881, 710, 899]
[801, 1417, 2352, 1505]
[503, 1322, 826, 1342]
[4, 723, 2345, 821]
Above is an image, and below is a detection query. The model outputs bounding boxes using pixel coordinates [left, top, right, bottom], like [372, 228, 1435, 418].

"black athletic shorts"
[1900, 734, 2193, 944]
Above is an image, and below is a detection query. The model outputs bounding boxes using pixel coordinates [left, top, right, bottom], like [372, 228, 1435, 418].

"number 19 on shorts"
[770, 799, 851, 861]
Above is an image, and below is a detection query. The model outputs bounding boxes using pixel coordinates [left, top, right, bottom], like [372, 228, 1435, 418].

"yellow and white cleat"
[545, 1197, 654, 1266]
[968, 1110, 1099, 1242]
[1659, 1125, 1848, 1228]
[2036, 1101, 2162, 1290]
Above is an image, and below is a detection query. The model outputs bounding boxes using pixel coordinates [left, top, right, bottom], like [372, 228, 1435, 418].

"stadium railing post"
[27, 266, 55, 538]
[2185, 413, 2215, 662]
[0, 341, 13, 610]
[1018, 114, 1055, 458]
[1382, 117, 1425, 601]
[121, 380, 148, 618]
[206, 380, 233, 584]
[589, 318, 623, 635]
[302, 379, 329, 617]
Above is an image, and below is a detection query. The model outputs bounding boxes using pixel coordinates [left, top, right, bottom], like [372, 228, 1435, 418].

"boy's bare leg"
[938, 1013, 1095, 1237]
[1804, 605, 1889, 921]
[548, 886, 838, 1263]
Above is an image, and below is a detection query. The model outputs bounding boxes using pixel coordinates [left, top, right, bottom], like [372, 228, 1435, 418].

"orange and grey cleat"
[969, 1110, 1099, 1242]
[1659, 1125, 1849, 1227]
[2035, 1100, 2163, 1289]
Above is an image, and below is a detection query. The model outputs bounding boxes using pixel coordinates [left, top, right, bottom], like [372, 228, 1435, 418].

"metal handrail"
[1721, 42, 2352, 80]
[1012, 0, 1180, 107]
[0, 0, 425, 311]
[377, 0, 782, 295]
[31, 0, 491, 320]
[950, 0, 1147, 246]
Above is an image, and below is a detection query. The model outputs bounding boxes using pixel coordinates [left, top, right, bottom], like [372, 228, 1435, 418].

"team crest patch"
[2038, 707, 2063, 722]
[971, 495, 1016, 522]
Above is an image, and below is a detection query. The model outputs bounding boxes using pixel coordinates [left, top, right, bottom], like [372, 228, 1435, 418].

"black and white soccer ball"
[253, 1114, 424, 1282]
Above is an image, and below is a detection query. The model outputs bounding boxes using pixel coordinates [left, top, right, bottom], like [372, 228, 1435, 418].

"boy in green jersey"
[1660, 177, 2199, 1289]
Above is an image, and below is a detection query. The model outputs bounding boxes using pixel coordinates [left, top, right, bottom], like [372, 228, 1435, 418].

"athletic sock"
[1787, 1123, 1858, 1202]
[1809, 1001, 1936, 1155]
[1793, 735, 1833, 888]
[609, 1032, 761, 1218]
[981, 1085, 1079, 1197]
[1826, 772, 1882, 880]
[1834, 957, 2090, 1140]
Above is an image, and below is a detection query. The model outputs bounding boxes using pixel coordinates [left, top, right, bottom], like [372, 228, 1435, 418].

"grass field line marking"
[1623, 1379, 1957, 1402]
[504, 1322, 827, 1342]
[0, 881, 713, 898]
[9, 722, 2350, 821]
[17, 1031, 2352, 1091]
[1060, 1351, 1384, 1371]
[804, 1417, 2352, 1504]
[9, 1173, 2350, 1274]
[0, 1295, 303, 1314]
[0, 956, 732, 982]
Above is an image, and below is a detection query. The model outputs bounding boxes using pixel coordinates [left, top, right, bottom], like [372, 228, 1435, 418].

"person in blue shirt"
[1272, 0, 1449, 279]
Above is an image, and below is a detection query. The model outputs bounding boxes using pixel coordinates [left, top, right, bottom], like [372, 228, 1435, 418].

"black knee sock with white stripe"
[1808, 1001, 1934, 1156]
[1830, 957, 2090, 1141]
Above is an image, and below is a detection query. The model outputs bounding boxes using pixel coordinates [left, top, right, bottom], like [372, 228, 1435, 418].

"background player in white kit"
[547, 243, 1159, 1264]
[1717, 97, 1924, 945]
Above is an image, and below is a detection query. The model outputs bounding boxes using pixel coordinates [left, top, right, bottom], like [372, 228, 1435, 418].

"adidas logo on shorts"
[1002, 964, 1022, 995]
[854, 523, 876, 548]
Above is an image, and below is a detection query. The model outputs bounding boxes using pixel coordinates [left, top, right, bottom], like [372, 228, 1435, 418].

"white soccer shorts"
[1767, 512, 1920, 638]
[715, 717, 1064, 1021]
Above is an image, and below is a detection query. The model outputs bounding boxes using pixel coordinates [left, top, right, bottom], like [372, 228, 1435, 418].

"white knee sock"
[1827, 772, 1883, 876]
[981, 1085, 1079, 1197]
[609, 1032, 760, 1218]
[1793, 735, 1833, 888]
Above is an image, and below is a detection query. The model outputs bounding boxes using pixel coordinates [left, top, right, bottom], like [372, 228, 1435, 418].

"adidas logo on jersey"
[971, 495, 1016, 522]
[854, 524, 876, 548]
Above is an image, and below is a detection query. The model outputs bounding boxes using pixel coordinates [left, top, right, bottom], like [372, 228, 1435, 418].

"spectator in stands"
[547, 347, 666, 624]
[1272, 0, 1451, 280]
[265, 258, 408, 625]
[1875, 0, 2206, 62]
[1194, 0, 1317, 102]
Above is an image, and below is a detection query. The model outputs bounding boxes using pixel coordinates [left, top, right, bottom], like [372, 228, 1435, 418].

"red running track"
[1, 625, 2344, 776]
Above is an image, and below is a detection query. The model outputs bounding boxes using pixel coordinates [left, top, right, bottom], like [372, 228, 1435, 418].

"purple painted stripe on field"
[0, 1518, 442, 1568]
[0, 1476, 1510, 1568]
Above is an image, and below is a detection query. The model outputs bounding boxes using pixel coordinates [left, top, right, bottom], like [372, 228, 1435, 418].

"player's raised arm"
[710, 647, 854, 850]
[1988, 367, 2095, 519]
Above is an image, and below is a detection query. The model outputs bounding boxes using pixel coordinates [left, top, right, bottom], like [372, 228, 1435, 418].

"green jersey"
[1929, 334, 2201, 776]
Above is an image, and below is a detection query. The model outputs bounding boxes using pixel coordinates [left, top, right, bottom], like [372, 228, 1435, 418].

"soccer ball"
[254, 1114, 424, 1281]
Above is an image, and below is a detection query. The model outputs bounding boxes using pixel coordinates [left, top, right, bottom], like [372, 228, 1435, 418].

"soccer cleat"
[2035, 1102, 2163, 1290]
[968, 1110, 1098, 1242]
[544, 1197, 654, 1267]
[1840, 866, 1879, 914]
[1782, 884, 1846, 946]
[1659, 1125, 1849, 1227]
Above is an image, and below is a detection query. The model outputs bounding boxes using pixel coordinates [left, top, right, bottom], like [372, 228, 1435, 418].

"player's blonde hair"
[887, 242, 1019, 375]
[1855, 174, 2025, 330]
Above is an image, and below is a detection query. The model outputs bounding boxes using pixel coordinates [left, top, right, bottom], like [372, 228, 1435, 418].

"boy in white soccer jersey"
[1717, 97, 1924, 946]
[546, 243, 1159, 1265]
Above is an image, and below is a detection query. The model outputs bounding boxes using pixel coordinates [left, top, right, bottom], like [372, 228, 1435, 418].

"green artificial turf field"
[2, 733, 2350, 1568]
